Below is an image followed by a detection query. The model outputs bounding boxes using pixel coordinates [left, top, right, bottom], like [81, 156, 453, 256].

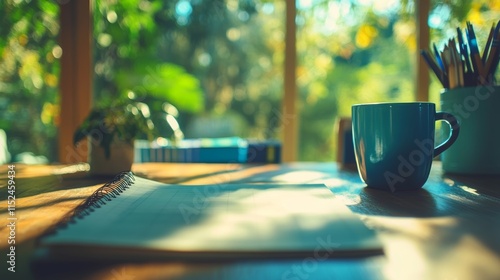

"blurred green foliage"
[0, 0, 60, 162]
[0, 0, 498, 162]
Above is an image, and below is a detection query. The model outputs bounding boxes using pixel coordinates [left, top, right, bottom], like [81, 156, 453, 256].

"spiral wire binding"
[72, 171, 135, 220]
[38, 171, 136, 241]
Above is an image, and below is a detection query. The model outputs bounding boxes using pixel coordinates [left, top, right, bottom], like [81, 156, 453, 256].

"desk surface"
[1, 162, 500, 280]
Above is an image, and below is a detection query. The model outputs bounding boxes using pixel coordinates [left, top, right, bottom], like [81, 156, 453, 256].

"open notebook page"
[40, 177, 382, 261]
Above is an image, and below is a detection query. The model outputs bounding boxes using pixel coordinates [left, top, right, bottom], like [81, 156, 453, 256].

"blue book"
[247, 140, 281, 163]
[135, 137, 248, 163]
[135, 138, 281, 163]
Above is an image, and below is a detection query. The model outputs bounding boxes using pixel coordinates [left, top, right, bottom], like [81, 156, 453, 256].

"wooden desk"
[1, 162, 500, 280]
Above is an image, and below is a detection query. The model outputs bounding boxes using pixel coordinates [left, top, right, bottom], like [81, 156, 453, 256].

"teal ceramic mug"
[440, 85, 500, 175]
[352, 102, 460, 191]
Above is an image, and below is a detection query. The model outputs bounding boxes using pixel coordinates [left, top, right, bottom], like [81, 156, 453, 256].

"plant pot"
[88, 138, 134, 177]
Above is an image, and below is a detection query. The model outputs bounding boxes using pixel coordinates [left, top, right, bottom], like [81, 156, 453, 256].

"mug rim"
[352, 102, 434, 107]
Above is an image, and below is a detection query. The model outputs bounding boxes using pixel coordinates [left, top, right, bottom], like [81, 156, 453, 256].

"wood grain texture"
[1, 162, 499, 280]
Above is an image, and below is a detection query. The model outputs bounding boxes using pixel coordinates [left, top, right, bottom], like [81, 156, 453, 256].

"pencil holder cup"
[440, 85, 500, 175]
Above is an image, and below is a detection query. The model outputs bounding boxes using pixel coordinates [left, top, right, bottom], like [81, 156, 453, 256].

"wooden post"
[58, 0, 92, 163]
[282, 0, 298, 162]
[416, 0, 431, 101]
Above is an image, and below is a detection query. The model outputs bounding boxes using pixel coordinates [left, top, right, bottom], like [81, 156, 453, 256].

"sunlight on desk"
[1, 162, 499, 280]
[271, 170, 329, 182]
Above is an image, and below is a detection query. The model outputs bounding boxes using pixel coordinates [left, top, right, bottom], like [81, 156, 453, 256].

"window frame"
[58, 0, 92, 163]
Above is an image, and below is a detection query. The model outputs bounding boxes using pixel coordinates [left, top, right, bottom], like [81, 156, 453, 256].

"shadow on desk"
[443, 172, 500, 196]
[357, 188, 437, 217]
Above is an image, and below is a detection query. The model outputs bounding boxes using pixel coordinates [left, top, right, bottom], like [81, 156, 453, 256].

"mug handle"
[434, 112, 460, 157]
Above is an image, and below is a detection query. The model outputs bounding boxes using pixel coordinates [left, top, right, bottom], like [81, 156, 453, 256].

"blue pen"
[485, 21, 500, 78]
[482, 25, 495, 64]
[421, 49, 448, 88]
[456, 27, 472, 73]
[467, 22, 485, 79]
[433, 43, 445, 71]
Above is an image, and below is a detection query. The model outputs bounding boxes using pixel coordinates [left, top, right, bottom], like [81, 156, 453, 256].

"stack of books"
[134, 137, 281, 163]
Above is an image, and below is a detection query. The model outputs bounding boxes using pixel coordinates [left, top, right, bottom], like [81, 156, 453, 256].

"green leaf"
[115, 63, 204, 113]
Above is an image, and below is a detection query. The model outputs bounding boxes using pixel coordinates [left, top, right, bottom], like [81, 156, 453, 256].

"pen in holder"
[421, 21, 500, 89]
[422, 21, 500, 175]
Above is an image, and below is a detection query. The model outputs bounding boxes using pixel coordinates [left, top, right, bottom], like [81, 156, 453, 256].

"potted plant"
[73, 99, 156, 176]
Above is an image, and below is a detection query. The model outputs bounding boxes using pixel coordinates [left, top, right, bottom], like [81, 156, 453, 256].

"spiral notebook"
[36, 172, 382, 262]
